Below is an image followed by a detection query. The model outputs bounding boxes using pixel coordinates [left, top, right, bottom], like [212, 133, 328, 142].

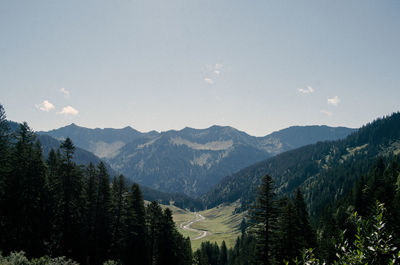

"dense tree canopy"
[0, 105, 192, 265]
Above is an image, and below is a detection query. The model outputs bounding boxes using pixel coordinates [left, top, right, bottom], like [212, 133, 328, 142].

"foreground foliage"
[294, 202, 400, 265]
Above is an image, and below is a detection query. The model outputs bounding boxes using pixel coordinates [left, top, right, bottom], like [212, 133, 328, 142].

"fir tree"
[146, 201, 163, 265]
[84, 162, 98, 263]
[58, 138, 85, 262]
[219, 240, 228, 265]
[276, 198, 298, 264]
[93, 162, 112, 264]
[157, 208, 179, 265]
[125, 183, 147, 265]
[0, 104, 10, 252]
[1, 123, 49, 257]
[293, 188, 315, 249]
[249, 174, 278, 265]
[110, 174, 128, 260]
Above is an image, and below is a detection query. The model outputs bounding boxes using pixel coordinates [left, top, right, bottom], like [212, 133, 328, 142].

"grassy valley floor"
[165, 201, 246, 250]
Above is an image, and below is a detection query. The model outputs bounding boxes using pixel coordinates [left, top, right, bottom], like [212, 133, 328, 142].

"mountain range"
[40, 124, 355, 196]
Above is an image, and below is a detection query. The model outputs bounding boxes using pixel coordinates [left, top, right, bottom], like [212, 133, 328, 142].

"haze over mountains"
[40, 124, 355, 196]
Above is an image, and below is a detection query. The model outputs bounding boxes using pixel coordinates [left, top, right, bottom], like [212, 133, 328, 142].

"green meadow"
[165, 202, 246, 250]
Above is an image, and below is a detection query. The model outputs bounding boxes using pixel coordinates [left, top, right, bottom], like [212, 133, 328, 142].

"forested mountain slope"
[203, 112, 400, 216]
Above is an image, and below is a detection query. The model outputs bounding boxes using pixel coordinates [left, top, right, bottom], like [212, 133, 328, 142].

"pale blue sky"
[1, 0, 399, 136]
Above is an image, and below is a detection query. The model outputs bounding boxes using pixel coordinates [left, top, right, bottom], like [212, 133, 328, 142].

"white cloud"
[204, 78, 214, 84]
[204, 63, 223, 83]
[57, 105, 79, 116]
[327, 96, 340, 106]
[35, 100, 55, 112]
[60, 87, 70, 97]
[320, 109, 333, 116]
[215, 63, 223, 70]
[298, 86, 314, 94]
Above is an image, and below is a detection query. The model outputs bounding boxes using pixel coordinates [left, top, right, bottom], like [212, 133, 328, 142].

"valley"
[162, 201, 245, 250]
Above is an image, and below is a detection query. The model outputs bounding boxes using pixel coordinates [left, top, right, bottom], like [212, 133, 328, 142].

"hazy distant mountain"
[260, 125, 356, 155]
[8, 121, 117, 175]
[41, 123, 355, 196]
[40, 123, 159, 159]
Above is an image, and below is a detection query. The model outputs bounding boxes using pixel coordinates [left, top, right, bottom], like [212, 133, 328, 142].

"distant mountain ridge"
[41, 123, 159, 159]
[203, 112, 400, 216]
[8, 121, 117, 176]
[40, 123, 356, 196]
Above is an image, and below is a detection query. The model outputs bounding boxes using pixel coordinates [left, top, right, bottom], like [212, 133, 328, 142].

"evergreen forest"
[0, 105, 192, 265]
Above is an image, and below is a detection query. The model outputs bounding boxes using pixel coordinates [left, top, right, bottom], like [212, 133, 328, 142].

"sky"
[1, 0, 399, 136]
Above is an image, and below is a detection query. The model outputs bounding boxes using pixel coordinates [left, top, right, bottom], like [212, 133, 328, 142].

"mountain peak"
[69, 123, 79, 127]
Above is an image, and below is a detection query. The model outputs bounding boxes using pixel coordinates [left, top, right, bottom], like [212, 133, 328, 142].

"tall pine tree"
[293, 188, 315, 249]
[249, 174, 278, 265]
[58, 138, 85, 262]
[125, 183, 147, 265]
[0, 104, 10, 252]
[93, 162, 112, 264]
[110, 174, 128, 260]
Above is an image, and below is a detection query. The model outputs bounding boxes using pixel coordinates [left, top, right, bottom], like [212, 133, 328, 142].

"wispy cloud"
[35, 100, 55, 112]
[327, 96, 340, 106]
[60, 87, 70, 97]
[298, 86, 314, 94]
[320, 109, 333, 116]
[204, 63, 223, 84]
[57, 106, 79, 116]
[204, 78, 214, 84]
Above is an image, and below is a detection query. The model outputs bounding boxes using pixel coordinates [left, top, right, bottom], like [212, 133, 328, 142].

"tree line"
[0, 104, 191, 265]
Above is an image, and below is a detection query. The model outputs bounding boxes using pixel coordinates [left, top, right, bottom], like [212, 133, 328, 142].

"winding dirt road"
[180, 213, 209, 240]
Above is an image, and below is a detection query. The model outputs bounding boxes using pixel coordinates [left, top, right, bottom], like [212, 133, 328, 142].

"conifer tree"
[177, 236, 192, 265]
[249, 174, 278, 265]
[125, 183, 147, 265]
[276, 198, 298, 264]
[1, 123, 49, 257]
[47, 149, 62, 199]
[146, 201, 163, 265]
[84, 162, 98, 262]
[0, 104, 10, 251]
[293, 188, 315, 249]
[0, 104, 9, 193]
[27, 140, 51, 256]
[228, 233, 257, 265]
[157, 208, 179, 265]
[219, 240, 228, 265]
[58, 137, 85, 262]
[46, 148, 63, 254]
[110, 174, 128, 259]
[93, 162, 112, 264]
